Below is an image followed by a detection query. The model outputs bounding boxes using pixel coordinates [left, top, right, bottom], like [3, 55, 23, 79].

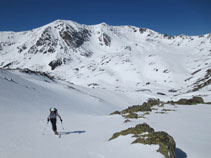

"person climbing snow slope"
[47, 108, 62, 135]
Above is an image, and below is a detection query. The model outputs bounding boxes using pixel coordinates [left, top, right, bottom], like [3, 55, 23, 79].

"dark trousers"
[50, 118, 57, 131]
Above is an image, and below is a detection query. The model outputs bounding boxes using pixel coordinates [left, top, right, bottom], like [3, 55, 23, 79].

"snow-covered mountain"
[1, 20, 211, 158]
[1, 19, 211, 97]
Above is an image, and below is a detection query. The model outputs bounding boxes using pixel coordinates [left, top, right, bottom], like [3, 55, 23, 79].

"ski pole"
[43, 121, 49, 135]
[61, 120, 65, 131]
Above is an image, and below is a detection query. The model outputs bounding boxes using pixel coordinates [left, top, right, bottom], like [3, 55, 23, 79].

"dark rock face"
[168, 89, 177, 93]
[139, 28, 147, 33]
[163, 34, 173, 39]
[28, 45, 38, 54]
[59, 25, 91, 48]
[109, 123, 176, 158]
[157, 92, 166, 95]
[36, 28, 52, 47]
[28, 27, 57, 54]
[17, 44, 27, 53]
[80, 51, 93, 57]
[48, 59, 62, 70]
[102, 33, 111, 46]
[19, 68, 55, 80]
[192, 68, 211, 91]
[3, 62, 13, 68]
[124, 46, 132, 51]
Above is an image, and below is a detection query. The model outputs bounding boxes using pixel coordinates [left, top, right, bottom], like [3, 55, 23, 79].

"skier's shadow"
[58, 131, 86, 135]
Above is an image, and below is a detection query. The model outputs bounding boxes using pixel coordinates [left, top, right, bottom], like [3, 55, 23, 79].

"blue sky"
[0, 0, 210, 35]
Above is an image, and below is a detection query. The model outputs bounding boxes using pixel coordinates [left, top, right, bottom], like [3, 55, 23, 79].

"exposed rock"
[144, 98, 162, 106]
[191, 69, 201, 75]
[110, 111, 121, 115]
[192, 68, 211, 91]
[163, 33, 173, 39]
[191, 96, 204, 104]
[124, 46, 132, 51]
[121, 105, 151, 114]
[36, 27, 53, 46]
[3, 62, 13, 68]
[19, 68, 55, 81]
[161, 109, 176, 112]
[168, 89, 177, 93]
[88, 83, 99, 87]
[146, 82, 150, 85]
[133, 131, 176, 158]
[17, 44, 27, 53]
[157, 92, 166, 95]
[175, 99, 189, 105]
[124, 119, 131, 123]
[109, 123, 176, 158]
[124, 112, 138, 119]
[102, 33, 111, 46]
[139, 28, 147, 33]
[48, 59, 62, 70]
[28, 27, 58, 54]
[120, 98, 162, 115]
[80, 51, 93, 57]
[136, 89, 152, 92]
[109, 123, 154, 140]
[176, 96, 204, 105]
[28, 45, 38, 54]
[59, 25, 90, 48]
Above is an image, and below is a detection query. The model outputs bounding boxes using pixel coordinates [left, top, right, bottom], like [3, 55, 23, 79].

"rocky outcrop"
[29, 27, 57, 54]
[110, 111, 121, 115]
[192, 69, 211, 92]
[167, 96, 204, 105]
[19, 68, 55, 80]
[102, 33, 111, 46]
[59, 25, 90, 48]
[110, 96, 206, 119]
[120, 98, 162, 115]
[48, 59, 62, 70]
[109, 123, 176, 158]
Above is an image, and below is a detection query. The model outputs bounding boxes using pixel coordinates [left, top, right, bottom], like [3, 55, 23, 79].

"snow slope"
[0, 69, 162, 158]
[0, 69, 211, 158]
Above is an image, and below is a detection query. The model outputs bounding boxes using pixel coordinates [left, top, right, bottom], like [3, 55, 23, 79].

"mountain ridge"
[0, 19, 211, 97]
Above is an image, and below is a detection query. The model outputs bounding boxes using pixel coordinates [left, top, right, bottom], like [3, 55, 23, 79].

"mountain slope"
[1, 67, 211, 158]
[0, 20, 211, 96]
[0, 69, 164, 158]
[1, 20, 211, 158]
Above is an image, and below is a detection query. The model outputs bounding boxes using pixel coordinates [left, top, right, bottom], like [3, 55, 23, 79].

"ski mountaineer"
[47, 108, 62, 135]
